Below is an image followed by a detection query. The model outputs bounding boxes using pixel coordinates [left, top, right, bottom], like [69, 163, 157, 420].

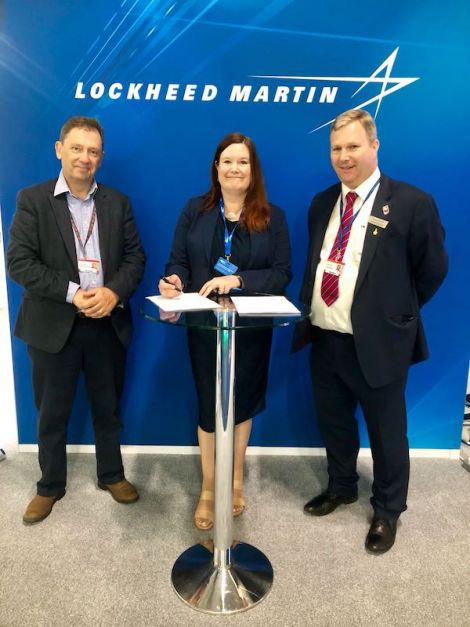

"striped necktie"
[320, 191, 358, 307]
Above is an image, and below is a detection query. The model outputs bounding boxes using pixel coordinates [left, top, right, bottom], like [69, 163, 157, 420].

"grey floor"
[0, 452, 468, 627]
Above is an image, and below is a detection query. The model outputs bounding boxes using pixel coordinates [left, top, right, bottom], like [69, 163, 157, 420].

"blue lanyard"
[337, 178, 380, 251]
[219, 200, 241, 259]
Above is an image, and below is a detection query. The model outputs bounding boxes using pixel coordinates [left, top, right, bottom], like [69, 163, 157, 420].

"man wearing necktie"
[7, 116, 146, 524]
[292, 109, 448, 553]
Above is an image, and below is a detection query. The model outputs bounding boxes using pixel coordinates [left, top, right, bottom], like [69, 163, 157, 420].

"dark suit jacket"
[7, 178, 146, 353]
[292, 175, 448, 388]
[165, 196, 292, 294]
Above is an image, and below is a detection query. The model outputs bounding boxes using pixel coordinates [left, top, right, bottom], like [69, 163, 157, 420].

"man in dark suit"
[7, 116, 146, 524]
[292, 109, 447, 553]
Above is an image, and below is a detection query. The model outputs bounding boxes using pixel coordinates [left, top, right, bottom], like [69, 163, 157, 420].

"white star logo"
[251, 47, 419, 133]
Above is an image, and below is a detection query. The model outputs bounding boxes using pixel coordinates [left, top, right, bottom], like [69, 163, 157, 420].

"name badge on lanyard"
[324, 259, 344, 276]
[78, 259, 100, 273]
[70, 202, 101, 274]
[214, 200, 239, 275]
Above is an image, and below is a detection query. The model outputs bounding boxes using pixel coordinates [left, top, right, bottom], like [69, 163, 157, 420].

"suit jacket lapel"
[201, 206, 219, 265]
[49, 187, 77, 270]
[310, 186, 340, 283]
[95, 185, 110, 279]
[248, 220, 270, 267]
[354, 175, 392, 297]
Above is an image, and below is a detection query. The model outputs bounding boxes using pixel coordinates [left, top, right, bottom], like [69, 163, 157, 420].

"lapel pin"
[382, 204, 390, 215]
[373, 228, 378, 236]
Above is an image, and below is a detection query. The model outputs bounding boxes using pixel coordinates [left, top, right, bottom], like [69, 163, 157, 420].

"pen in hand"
[160, 276, 183, 293]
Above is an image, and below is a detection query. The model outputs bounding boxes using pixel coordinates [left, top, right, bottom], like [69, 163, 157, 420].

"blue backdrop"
[1, 0, 469, 448]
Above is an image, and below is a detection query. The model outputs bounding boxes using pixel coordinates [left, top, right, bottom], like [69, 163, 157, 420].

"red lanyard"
[69, 203, 96, 257]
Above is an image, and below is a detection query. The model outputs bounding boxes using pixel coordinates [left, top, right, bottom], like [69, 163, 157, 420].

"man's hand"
[73, 287, 119, 318]
[72, 288, 91, 311]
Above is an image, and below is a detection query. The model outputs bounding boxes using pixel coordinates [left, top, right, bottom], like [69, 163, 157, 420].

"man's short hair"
[331, 109, 377, 142]
[59, 116, 105, 145]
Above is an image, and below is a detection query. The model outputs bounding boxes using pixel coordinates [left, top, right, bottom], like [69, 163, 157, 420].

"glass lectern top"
[140, 297, 309, 331]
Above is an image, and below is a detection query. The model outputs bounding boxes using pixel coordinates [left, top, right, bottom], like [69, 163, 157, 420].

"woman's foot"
[233, 483, 245, 517]
[194, 490, 214, 530]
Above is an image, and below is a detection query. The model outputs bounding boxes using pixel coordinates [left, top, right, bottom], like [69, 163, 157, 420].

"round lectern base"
[171, 541, 273, 614]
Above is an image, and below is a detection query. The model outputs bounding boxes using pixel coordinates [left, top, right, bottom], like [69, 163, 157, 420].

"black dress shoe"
[304, 491, 358, 516]
[365, 517, 397, 554]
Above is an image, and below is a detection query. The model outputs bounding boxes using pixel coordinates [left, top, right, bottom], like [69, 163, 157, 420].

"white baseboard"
[16, 443, 460, 459]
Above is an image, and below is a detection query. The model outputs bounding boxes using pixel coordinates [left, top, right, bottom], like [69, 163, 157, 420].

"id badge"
[324, 259, 344, 276]
[214, 256, 238, 275]
[78, 258, 100, 273]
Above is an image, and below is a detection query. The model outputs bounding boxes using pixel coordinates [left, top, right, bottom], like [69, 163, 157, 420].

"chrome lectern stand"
[170, 308, 273, 614]
[142, 300, 304, 615]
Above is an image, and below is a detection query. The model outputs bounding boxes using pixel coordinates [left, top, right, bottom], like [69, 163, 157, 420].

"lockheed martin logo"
[251, 48, 419, 133]
[74, 47, 418, 134]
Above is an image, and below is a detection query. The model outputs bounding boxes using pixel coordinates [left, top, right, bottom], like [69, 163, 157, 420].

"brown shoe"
[98, 479, 139, 504]
[23, 494, 63, 525]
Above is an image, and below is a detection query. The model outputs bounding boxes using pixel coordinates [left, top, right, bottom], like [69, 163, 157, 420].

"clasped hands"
[73, 287, 119, 318]
[158, 274, 240, 299]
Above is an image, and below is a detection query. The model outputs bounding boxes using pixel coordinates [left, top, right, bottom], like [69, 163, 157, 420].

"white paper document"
[230, 296, 301, 316]
[146, 293, 222, 312]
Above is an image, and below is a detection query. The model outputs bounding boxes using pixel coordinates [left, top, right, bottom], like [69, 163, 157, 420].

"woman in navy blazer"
[159, 133, 292, 529]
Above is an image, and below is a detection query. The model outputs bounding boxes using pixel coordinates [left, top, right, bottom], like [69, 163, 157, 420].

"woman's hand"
[199, 275, 241, 297]
[158, 274, 183, 298]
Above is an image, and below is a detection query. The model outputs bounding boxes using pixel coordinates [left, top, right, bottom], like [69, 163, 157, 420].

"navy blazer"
[165, 196, 292, 294]
[292, 175, 448, 388]
[7, 178, 146, 353]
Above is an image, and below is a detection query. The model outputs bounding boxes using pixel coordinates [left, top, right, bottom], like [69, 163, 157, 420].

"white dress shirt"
[310, 168, 381, 334]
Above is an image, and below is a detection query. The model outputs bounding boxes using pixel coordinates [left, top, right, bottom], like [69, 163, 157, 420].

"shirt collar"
[341, 167, 381, 202]
[54, 170, 97, 200]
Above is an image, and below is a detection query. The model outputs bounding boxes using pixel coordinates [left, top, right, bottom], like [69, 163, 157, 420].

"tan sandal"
[194, 490, 214, 530]
[233, 485, 245, 517]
